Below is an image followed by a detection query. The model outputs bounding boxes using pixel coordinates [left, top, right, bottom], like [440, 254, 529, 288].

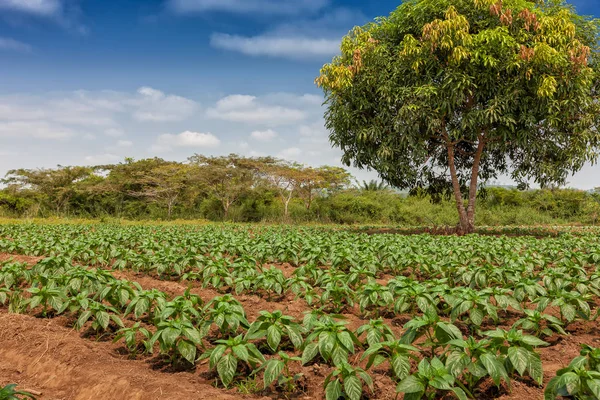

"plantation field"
[1, 223, 600, 400]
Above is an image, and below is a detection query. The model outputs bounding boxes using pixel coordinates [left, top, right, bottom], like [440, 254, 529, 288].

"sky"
[0, 0, 599, 189]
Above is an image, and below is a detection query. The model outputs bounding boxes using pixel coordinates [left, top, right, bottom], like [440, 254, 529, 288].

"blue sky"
[0, 0, 599, 188]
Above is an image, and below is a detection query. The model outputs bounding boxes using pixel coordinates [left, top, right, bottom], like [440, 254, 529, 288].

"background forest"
[0, 154, 598, 225]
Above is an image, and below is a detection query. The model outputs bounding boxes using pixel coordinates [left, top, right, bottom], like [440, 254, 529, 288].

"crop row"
[1, 256, 599, 399]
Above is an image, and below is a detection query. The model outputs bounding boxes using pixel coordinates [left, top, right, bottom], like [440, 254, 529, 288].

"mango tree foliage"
[317, 0, 600, 233]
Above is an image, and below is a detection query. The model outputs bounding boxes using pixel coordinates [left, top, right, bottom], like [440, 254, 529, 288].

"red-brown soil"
[0, 312, 243, 400]
[1, 253, 599, 400]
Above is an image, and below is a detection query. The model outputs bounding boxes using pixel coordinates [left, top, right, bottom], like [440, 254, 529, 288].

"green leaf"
[162, 327, 180, 347]
[435, 322, 463, 343]
[76, 310, 92, 330]
[337, 331, 355, 353]
[264, 359, 284, 387]
[177, 340, 197, 364]
[527, 353, 544, 385]
[470, 307, 484, 326]
[325, 379, 342, 400]
[344, 375, 363, 400]
[217, 354, 238, 387]
[302, 342, 319, 365]
[451, 387, 468, 400]
[586, 379, 600, 399]
[366, 328, 380, 346]
[183, 327, 203, 344]
[135, 297, 149, 318]
[521, 335, 548, 347]
[560, 304, 576, 322]
[396, 375, 425, 394]
[232, 344, 250, 362]
[267, 325, 282, 352]
[331, 345, 348, 367]
[286, 326, 303, 349]
[556, 372, 580, 395]
[209, 345, 226, 369]
[508, 346, 529, 376]
[480, 353, 507, 386]
[392, 355, 411, 380]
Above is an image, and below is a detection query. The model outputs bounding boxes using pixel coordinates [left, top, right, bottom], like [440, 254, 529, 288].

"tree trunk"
[446, 136, 486, 235]
[223, 200, 230, 220]
[446, 144, 471, 234]
[283, 199, 290, 220]
[465, 136, 486, 232]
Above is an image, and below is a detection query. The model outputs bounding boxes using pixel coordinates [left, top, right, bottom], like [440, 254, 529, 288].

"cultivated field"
[1, 223, 600, 400]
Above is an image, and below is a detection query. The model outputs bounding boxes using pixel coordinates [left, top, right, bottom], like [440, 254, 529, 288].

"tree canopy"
[317, 0, 600, 233]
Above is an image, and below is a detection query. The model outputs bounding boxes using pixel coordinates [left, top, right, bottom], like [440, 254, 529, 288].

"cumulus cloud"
[0, 0, 87, 34]
[152, 131, 221, 152]
[250, 129, 278, 142]
[116, 140, 133, 148]
[132, 87, 198, 122]
[210, 34, 339, 60]
[83, 153, 120, 165]
[207, 95, 305, 125]
[0, 121, 73, 139]
[0, 0, 62, 16]
[168, 0, 328, 15]
[0, 37, 32, 52]
[0, 87, 199, 143]
[104, 128, 124, 137]
[0, 88, 370, 185]
[278, 147, 302, 159]
[209, 8, 365, 61]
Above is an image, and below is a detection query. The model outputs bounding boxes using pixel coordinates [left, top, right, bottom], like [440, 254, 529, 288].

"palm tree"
[360, 180, 389, 192]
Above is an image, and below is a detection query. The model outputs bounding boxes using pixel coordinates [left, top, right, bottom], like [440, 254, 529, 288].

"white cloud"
[209, 8, 364, 60]
[0, 0, 87, 34]
[152, 131, 221, 152]
[210, 34, 339, 60]
[83, 153, 120, 165]
[0, 37, 32, 52]
[207, 94, 305, 125]
[0, 87, 378, 186]
[299, 122, 329, 144]
[0, 121, 73, 139]
[116, 140, 133, 148]
[137, 86, 163, 98]
[214, 94, 256, 110]
[0, 87, 198, 143]
[132, 87, 198, 122]
[278, 147, 302, 160]
[250, 129, 278, 142]
[0, 0, 62, 16]
[104, 128, 124, 137]
[168, 0, 328, 15]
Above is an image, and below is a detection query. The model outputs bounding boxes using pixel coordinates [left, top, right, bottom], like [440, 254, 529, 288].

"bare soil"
[1, 253, 599, 400]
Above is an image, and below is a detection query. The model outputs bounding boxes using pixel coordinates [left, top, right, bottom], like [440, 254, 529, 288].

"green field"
[1, 223, 600, 399]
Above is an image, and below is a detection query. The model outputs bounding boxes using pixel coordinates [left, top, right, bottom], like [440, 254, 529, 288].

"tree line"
[0, 154, 352, 220]
[0, 153, 599, 225]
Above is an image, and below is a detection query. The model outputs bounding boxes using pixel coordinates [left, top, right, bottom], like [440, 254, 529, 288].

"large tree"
[105, 158, 191, 218]
[188, 154, 261, 219]
[317, 0, 600, 233]
[3, 166, 95, 214]
[295, 166, 352, 210]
